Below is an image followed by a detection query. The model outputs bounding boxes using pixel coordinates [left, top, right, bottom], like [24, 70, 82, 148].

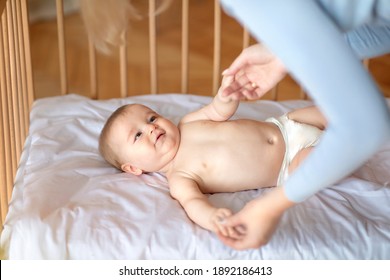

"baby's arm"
[169, 174, 233, 235]
[287, 106, 327, 130]
[180, 75, 239, 124]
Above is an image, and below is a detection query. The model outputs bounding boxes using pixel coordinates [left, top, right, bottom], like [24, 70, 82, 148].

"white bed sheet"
[1, 94, 390, 259]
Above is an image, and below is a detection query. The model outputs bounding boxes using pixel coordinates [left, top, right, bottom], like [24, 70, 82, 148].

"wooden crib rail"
[0, 0, 34, 227]
[30, 0, 325, 101]
[56, 0, 264, 99]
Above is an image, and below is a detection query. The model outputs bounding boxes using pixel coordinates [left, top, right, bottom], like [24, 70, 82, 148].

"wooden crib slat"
[11, 0, 26, 157]
[212, 0, 221, 96]
[363, 58, 370, 69]
[15, 0, 28, 137]
[8, 0, 24, 200]
[1, 0, 17, 226]
[56, 0, 68, 95]
[0, 94, 6, 225]
[0, 0, 5, 15]
[0, 86, 7, 225]
[88, 38, 97, 99]
[3, 2, 18, 180]
[149, 0, 158, 94]
[21, 0, 34, 109]
[242, 28, 250, 50]
[270, 85, 278, 100]
[181, 0, 189, 94]
[0, 7, 11, 227]
[120, 31, 128, 98]
[299, 88, 308, 100]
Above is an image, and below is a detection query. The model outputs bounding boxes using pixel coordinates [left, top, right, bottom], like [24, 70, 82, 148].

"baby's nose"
[148, 123, 158, 133]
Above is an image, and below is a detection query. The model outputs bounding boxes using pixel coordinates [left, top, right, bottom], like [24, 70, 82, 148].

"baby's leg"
[288, 147, 314, 174]
[352, 142, 390, 186]
[291, 144, 390, 187]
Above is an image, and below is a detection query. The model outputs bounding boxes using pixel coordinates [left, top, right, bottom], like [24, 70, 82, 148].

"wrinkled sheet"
[1, 94, 390, 259]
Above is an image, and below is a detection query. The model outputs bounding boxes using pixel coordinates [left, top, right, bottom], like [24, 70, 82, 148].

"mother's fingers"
[221, 73, 266, 100]
[221, 81, 260, 99]
[221, 81, 241, 97]
[217, 232, 255, 251]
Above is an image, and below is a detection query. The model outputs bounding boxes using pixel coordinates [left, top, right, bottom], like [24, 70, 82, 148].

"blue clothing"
[345, 23, 390, 59]
[220, 0, 390, 202]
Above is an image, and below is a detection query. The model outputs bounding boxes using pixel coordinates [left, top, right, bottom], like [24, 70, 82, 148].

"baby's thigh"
[352, 142, 390, 186]
[288, 147, 314, 174]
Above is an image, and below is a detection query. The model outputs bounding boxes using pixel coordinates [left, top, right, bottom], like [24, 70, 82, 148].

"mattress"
[1, 93, 390, 259]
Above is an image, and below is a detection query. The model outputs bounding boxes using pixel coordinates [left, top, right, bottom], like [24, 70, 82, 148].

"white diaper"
[266, 114, 323, 186]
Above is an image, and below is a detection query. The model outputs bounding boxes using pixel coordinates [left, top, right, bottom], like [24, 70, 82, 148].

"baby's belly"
[179, 119, 286, 193]
[196, 138, 284, 192]
[198, 150, 283, 193]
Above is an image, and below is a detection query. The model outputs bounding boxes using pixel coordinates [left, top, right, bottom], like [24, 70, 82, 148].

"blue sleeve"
[344, 23, 390, 59]
[220, 0, 390, 202]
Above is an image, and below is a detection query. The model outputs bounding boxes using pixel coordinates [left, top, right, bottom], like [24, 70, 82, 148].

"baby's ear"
[121, 163, 143, 176]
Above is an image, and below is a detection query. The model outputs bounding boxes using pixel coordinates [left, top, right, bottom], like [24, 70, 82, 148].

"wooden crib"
[1, 0, 34, 228]
[1, 0, 389, 231]
[0, 0, 281, 227]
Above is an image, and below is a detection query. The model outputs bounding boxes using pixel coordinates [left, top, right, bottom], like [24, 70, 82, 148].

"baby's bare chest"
[179, 120, 267, 159]
[172, 120, 285, 192]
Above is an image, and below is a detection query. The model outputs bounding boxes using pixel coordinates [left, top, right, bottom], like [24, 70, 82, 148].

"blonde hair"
[99, 104, 131, 170]
[80, 0, 172, 53]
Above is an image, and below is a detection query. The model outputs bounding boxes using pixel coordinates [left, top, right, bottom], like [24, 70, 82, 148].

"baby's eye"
[135, 132, 142, 141]
[149, 116, 157, 123]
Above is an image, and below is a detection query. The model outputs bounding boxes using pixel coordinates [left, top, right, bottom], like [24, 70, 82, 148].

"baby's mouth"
[155, 132, 165, 144]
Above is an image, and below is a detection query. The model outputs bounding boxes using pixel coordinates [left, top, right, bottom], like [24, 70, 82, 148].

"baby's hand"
[211, 208, 243, 239]
[211, 208, 232, 234]
[217, 74, 236, 103]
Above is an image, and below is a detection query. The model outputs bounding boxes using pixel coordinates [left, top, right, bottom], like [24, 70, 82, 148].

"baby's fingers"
[228, 224, 247, 239]
[216, 223, 229, 237]
[213, 208, 233, 235]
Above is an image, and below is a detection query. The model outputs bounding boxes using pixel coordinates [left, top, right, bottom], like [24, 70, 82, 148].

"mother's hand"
[217, 187, 295, 250]
[221, 44, 287, 101]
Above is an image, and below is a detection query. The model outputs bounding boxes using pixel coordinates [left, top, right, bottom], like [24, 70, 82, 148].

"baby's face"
[109, 104, 180, 173]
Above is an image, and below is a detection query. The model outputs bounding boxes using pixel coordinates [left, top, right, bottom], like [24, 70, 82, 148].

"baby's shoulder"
[167, 168, 197, 182]
[167, 169, 203, 197]
[167, 168, 202, 187]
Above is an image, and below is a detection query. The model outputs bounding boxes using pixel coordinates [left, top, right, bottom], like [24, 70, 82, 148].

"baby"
[99, 76, 326, 237]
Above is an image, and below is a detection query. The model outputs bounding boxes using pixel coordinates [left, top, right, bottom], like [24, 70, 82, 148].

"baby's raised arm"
[168, 173, 234, 235]
[180, 75, 239, 124]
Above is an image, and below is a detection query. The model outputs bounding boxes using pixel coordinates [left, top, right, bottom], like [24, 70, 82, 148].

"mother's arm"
[220, 0, 390, 202]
